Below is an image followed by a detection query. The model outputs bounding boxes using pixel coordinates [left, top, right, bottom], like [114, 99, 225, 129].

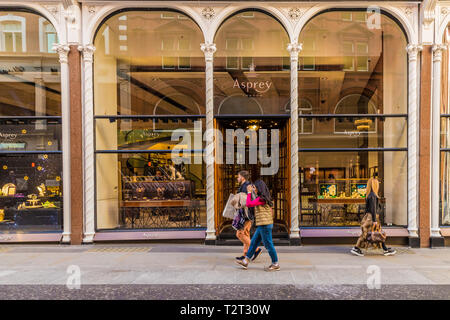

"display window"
[94, 10, 206, 231]
[297, 10, 408, 227]
[441, 26, 450, 225]
[0, 11, 62, 232]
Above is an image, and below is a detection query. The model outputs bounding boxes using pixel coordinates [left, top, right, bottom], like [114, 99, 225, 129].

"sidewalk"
[0, 244, 449, 299]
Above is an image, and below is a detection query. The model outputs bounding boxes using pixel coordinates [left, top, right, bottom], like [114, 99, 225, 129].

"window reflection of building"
[39, 18, 57, 53]
[214, 11, 290, 115]
[299, 98, 313, 134]
[334, 94, 377, 133]
[0, 14, 26, 53]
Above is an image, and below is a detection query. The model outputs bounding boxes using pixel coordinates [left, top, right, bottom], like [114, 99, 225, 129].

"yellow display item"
[0, 209, 4, 222]
[356, 125, 370, 131]
[2, 183, 16, 196]
[42, 201, 57, 208]
[354, 119, 372, 126]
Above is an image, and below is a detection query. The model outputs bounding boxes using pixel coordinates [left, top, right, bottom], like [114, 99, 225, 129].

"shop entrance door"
[214, 117, 290, 240]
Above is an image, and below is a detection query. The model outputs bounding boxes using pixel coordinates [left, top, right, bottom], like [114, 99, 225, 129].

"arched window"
[39, 17, 57, 53]
[0, 11, 62, 233]
[93, 10, 206, 231]
[299, 98, 313, 134]
[334, 94, 377, 133]
[298, 9, 409, 228]
[213, 10, 290, 115]
[0, 14, 26, 52]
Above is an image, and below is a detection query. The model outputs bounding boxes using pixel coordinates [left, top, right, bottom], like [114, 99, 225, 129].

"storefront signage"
[343, 130, 362, 137]
[0, 132, 18, 140]
[233, 79, 272, 95]
[0, 143, 25, 150]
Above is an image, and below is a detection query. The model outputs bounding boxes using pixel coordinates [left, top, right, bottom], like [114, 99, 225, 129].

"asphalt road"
[1, 284, 450, 300]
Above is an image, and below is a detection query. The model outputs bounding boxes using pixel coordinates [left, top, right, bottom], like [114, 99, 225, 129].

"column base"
[408, 236, 420, 248]
[83, 233, 95, 244]
[61, 233, 71, 244]
[289, 237, 302, 246]
[430, 236, 445, 248]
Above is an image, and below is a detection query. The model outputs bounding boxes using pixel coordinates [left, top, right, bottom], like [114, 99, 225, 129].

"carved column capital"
[432, 44, 448, 62]
[287, 42, 303, 54]
[52, 44, 70, 64]
[406, 44, 423, 62]
[78, 44, 96, 63]
[200, 42, 216, 62]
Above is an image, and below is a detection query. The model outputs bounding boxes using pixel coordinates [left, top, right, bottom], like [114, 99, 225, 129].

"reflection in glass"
[95, 118, 205, 151]
[213, 11, 290, 115]
[0, 121, 61, 151]
[0, 12, 60, 116]
[298, 10, 407, 115]
[298, 117, 407, 149]
[94, 11, 205, 117]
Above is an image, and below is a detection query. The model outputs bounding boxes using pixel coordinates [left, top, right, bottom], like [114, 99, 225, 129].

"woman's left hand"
[247, 185, 253, 193]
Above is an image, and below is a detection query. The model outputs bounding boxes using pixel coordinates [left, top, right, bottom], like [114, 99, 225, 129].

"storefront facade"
[0, 0, 448, 247]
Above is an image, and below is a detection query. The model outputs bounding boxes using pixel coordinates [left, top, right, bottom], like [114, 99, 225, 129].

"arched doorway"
[213, 10, 291, 240]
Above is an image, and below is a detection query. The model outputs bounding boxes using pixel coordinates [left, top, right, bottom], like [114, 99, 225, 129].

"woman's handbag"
[367, 222, 387, 243]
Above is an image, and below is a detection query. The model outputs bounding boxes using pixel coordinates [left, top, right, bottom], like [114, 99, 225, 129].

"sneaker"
[383, 248, 397, 256]
[350, 247, 364, 257]
[251, 248, 263, 261]
[266, 263, 280, 272]
[235, 258, 248, 269]
[235, 256, 245, 260]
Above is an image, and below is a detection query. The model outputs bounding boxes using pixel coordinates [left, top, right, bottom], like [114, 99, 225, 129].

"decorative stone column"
[78, 44, 96, 243]
[53, 44, 71, 244]
[287, 42, 302, 245]
[201, 42, 217, 244]
[406, 44, 422, 247]
[430, 44, 447, 247]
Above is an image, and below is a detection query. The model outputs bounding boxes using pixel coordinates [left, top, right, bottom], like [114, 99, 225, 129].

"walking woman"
[235, 179, 280, 271]
[351, 177, 396, 257]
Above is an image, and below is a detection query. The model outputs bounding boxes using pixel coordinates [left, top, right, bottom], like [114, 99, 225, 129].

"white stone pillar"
[431, 44, 447, 238]
[53, 44, 71, 243]
[406, 44, 422, 239]
[78, 44, 96, 243]
[201, 42, 217, 242]
[287, 42, 302, 242]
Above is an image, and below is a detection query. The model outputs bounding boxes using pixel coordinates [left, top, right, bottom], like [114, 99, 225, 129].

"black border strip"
[298, 114, 408, 118]
[0, 151, 62, 154]
[95, 149, 205, 154]
[299, 148, 407, 152]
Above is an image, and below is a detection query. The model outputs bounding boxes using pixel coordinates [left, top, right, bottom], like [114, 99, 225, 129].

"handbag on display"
[222, 194, 237, 219]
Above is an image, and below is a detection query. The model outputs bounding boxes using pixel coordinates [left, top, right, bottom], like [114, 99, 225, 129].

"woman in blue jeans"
[235, 179, 280, 271]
